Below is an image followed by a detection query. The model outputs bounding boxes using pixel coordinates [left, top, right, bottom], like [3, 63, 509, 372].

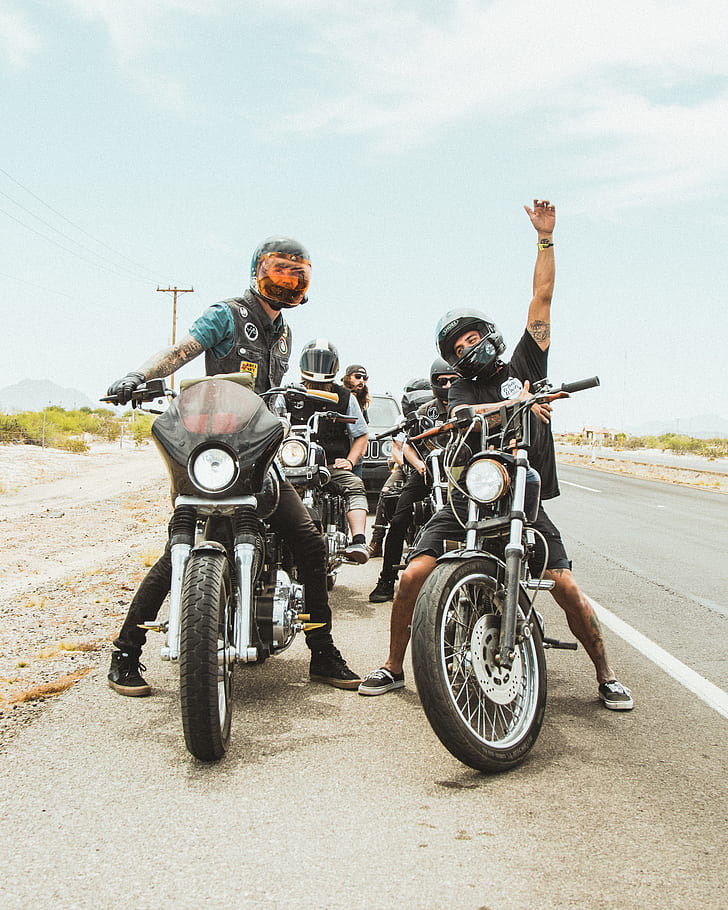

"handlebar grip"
[560, 376, 600, 394]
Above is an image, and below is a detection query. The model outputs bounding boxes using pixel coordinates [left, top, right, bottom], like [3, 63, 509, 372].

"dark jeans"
[114, 479, 333, 655]
[379, 471, 429, 582]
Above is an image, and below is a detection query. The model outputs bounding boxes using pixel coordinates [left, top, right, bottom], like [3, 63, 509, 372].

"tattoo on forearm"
[140, 336, 203, 379]
[528, 320, 550, 344]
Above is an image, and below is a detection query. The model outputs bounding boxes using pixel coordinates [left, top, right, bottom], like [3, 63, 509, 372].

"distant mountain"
[0, 379, 98, 412]
[625, 413, 728, 439]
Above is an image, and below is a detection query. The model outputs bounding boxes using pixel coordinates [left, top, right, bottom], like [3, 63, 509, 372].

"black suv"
[361, 393, 402, 511]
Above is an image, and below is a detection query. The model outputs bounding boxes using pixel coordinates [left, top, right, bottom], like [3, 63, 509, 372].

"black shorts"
[408, 499, 570, 572]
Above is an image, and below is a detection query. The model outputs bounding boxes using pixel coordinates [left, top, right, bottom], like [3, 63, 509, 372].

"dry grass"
[4, 667, 92, 706]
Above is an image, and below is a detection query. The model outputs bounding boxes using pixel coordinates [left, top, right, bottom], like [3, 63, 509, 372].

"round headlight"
[465, 458, 510, 503]
[381, 439, 393, 457]
[190, 447, 236, 492]
[280, 438, 308, 467]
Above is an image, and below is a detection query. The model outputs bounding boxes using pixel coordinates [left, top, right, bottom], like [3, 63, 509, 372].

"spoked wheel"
[412, 557, 546, 772]
[179, 550, 235, 761]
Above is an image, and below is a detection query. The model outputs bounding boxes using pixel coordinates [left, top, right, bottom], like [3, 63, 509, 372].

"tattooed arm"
[136, 333, 205, 380]
[523, 199, 556, 352]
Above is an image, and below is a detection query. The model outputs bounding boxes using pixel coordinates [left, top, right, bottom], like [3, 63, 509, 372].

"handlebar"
[100, 379, 172, 408]
[558, 376, 600, 394]
[410, 375, 600, 441]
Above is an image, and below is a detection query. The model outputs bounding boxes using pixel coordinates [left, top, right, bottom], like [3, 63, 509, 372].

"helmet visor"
[256, 252, 311, 306]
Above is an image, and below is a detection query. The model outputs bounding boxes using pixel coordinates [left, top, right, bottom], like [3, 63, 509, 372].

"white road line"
[562, 480, 601, 493]
[588, 596, 728, 720]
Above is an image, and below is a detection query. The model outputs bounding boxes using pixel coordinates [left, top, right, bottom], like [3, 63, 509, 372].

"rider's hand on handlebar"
[106, 371, 145, 405]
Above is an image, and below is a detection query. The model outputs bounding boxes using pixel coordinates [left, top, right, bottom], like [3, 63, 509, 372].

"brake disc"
[470, 613, 523, 705]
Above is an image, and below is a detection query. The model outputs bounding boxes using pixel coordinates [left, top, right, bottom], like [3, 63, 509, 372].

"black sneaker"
[107, 650, 151, 697]
[309, 646, 361, 690]
[358, 667, 405, 696]
[598, 679, 634, 710]
[369, 578, 395, 603]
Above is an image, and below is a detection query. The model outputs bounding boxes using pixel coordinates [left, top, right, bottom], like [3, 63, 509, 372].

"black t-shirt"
[448, 330, 559, 500]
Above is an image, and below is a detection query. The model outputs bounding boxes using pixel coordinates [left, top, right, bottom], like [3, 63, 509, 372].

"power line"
[0, 166, 163, 281]
[0, 204, 158, 285]
[0, 187, 161, 285]
[0, 269, 73, 298]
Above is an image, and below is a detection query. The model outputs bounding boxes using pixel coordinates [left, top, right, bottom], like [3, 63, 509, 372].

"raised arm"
[523, 199, 556, 351]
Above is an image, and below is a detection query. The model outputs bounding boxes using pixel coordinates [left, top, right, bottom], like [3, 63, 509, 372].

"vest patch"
[238, 304, 248, 317]
[239, 361, 258, 377]
[244, 323, 259, 341]
[500, 377, 523, 399]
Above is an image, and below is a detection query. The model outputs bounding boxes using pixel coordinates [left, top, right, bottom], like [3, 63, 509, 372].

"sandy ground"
[0, 439, 724, 747]
[0, 442, 170, 746]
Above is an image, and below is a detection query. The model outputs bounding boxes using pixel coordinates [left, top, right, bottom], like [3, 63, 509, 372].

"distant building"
[580, 426, 616, 444]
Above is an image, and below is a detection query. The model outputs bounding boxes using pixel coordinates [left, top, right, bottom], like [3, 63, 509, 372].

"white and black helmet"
[300, 338, 339, 382]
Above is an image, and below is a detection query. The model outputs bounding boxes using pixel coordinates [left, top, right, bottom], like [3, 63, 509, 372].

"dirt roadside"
[0, 440, 724, 748]
[0, 443, 170, 747]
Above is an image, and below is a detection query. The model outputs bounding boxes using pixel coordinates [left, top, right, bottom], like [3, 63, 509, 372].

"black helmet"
[429, 356, 458, 402]
[403, 377, 430, 393]
[300, 338, 339, 382]
[401, 388, 432, 417]
[435, 307, 505, 379]
[250, 236, 311, 309]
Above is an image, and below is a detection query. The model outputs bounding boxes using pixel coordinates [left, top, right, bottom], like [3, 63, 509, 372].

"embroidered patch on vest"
[239, 361, 258, 377]
[244, 322, 259, 341]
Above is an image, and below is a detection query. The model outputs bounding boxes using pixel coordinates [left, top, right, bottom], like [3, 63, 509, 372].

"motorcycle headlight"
[464, 457, 510, 503]
[279, 438, 308, 467]
[189, 447, 237, 492]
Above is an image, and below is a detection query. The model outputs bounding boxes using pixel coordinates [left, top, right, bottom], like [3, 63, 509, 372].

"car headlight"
[279, 438, 308, 467]
[381, 440, 393, 457]
[190, 447, 237, 492]
[464, 457, 510, 503]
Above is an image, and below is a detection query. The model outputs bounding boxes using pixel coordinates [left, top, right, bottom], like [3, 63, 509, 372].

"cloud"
[0, 4, 41, 67]
[273, 0, 728, 200]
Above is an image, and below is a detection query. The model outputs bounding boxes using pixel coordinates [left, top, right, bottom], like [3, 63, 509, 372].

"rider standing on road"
[105, 237, 361, 694]
[341, 364, 370, 478]
[359, 201, 633, 711]
[368, 358, 458, 603]
[298, 341, 370, 564]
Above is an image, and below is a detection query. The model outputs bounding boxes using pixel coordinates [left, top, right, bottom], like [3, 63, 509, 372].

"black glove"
[106, 371, 145, 405]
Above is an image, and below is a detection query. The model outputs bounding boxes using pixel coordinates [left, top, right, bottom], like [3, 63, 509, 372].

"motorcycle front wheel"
[412, 557, 546, 773]
[179, 550, 234, 761]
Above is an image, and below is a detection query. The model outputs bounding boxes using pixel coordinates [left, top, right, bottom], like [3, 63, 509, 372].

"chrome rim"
[439, 573, 539, 749]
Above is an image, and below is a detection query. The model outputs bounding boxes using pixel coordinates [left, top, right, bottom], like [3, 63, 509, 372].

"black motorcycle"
[409, 377, 599, 772]
[267, 384, 356, 590]
[104, 374, 325, 762]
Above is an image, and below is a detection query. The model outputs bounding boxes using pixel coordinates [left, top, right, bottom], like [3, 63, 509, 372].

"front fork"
[464, 453, 530, 671]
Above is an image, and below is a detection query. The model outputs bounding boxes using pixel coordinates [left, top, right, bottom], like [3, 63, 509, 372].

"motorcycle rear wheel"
[412, 558, 546, 773]
[180, 551, 234, 761]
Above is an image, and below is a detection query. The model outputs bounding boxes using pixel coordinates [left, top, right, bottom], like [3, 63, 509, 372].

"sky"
[2, 0, 727, 433]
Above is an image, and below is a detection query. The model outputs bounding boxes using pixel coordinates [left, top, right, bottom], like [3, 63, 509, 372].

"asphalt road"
[1, 469, 726, 910]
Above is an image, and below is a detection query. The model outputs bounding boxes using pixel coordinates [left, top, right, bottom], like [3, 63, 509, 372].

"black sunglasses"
[434, 376, 457, 387]
[351, 372, 368, 380]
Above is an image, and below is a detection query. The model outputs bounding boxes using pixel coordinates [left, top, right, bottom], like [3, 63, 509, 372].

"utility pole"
[157, 286, 194, 389]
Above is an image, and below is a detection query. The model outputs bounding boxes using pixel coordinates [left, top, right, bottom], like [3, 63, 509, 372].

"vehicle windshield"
[367, 395, 401, 431]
